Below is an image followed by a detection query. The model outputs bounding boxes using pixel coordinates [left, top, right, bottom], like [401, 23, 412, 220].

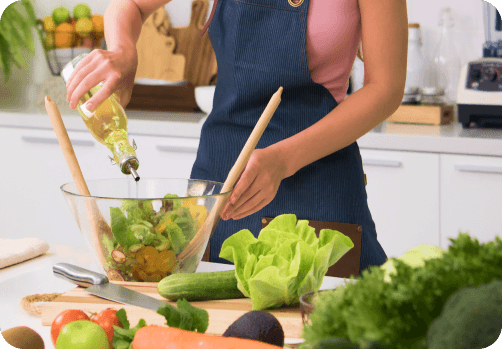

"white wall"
[0, 0, 500, 110]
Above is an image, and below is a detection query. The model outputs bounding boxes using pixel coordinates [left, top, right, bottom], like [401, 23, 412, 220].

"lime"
[75, 18, 93, 38]
[52, 6, 71, 25]
[73, 4, 92, 21]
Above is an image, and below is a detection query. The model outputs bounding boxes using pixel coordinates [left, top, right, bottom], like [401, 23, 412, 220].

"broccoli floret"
[427, 280, 502, 349]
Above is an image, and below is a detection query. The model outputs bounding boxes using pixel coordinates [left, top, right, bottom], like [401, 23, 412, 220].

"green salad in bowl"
[61, 178, 231, 281]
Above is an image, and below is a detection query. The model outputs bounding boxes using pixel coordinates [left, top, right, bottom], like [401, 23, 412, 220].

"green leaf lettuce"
[219, 214, 354, 310]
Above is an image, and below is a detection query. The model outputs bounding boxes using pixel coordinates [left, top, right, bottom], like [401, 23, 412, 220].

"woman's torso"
[191, 0, 387, 273]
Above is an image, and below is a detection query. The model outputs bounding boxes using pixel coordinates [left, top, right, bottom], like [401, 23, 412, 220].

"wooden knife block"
[387, 104, 454, 125]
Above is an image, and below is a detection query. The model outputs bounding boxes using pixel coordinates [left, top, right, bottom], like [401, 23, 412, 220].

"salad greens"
[104, 194, 203, 281]
[112, 299, 209, 349]
[113, 309, 146, 349]
[157, 298, 209, 333]
[301, 233, 502, 349]
[219, 214, 354, 310]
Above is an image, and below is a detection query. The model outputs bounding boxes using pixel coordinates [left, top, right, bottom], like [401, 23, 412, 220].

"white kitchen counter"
[2, 109, 502, 156]
[0, 244, 347, 349]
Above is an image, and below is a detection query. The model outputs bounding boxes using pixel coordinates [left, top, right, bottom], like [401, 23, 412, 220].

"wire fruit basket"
[37, 14, 106, 76]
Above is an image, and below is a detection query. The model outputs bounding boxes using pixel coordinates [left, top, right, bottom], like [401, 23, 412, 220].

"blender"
[456, 1, 502, 128]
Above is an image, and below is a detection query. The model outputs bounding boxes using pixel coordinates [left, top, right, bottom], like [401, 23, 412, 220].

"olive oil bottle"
[62, 53, 140, 181]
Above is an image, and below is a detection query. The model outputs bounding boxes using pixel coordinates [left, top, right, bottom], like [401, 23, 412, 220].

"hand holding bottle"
[65, 48, 138, 110]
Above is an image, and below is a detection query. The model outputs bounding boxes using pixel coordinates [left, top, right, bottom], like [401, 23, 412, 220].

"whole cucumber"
[158, 270, 246, 301]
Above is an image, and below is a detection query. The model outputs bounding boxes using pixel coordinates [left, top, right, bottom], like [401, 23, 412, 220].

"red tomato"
[91, 308, 123, 344]
[51, 309, 90, 347]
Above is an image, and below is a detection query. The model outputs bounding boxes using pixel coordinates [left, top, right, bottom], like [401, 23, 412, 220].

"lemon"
[42, 15, 55, 32]
[52, 6, 71, 25]
[75, 17, 93, 38]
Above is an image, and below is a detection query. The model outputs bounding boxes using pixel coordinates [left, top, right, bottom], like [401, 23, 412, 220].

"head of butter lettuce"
[219, 214, 354, 310]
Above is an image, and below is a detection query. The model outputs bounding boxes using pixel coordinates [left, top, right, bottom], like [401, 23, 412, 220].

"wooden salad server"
[177, 86, 283, 261]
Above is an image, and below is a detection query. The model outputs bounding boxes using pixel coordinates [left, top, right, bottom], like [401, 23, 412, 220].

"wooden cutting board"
[41, 281, 304, 339]
[169, 0, 217, 86]
[135, 7, 186, 82]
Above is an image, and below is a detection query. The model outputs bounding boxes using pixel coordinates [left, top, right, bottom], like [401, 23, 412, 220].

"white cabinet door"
[360, 149, 440, 258]
[440, 154, 502, 247]
[132, 135, 199, 179]
[0, 127, 117, 248]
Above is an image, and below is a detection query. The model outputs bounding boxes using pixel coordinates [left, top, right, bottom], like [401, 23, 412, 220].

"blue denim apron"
[191, 0, 387, 273]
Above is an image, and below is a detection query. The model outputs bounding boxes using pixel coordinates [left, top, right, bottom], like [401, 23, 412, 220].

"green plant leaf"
[0, 9, 28, 68]
[21, 0, 45, 53]
[8, 6, 34, 53]
[20, 0, 38, 26]
[0, 32, 12, 82]
[0, 0, 39, 83]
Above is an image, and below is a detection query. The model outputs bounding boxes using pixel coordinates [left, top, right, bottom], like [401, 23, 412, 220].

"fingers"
[66, 51, 100, 105]
[221, 164, 257, 220]
[86, 77, 121, 110]
[227, 191, 267, 220]
[65, 49, 134, 110]
[65, 50, 95, 88]
[232, 198, 268, 220]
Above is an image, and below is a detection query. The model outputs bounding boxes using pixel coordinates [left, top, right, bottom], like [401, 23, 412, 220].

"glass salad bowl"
[61, 178, 231, 282]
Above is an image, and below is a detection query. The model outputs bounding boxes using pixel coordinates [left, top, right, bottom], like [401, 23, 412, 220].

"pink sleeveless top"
[201, 0, 362, 104]
[306, 0, 361, 103]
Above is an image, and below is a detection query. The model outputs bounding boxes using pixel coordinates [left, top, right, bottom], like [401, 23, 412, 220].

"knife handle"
[53, 263, 109, 288]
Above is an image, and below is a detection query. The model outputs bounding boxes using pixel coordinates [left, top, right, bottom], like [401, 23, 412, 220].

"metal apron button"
[288, 0, 304, 7]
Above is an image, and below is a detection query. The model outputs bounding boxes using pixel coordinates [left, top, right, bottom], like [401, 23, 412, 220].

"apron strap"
[200, 0, 219, 36]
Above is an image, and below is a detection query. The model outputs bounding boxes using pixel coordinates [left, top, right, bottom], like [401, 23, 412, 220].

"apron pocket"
[261, 217, 361, 278]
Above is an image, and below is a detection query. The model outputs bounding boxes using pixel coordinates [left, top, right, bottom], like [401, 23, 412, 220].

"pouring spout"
[128, 165, 140, 182]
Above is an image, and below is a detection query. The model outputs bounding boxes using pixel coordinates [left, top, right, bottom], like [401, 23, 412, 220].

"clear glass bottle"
[61, 53, 140, 181]
[429, 8, 461, 104]
[404, 23, 424, 103]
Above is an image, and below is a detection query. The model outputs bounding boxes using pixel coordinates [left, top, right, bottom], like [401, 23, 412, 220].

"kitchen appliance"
[457, 1, 502, 128]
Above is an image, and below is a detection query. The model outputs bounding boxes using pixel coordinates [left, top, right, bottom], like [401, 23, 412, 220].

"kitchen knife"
[53, 263, 168, 312]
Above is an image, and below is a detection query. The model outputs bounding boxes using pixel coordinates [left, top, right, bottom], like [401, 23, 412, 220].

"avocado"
[222, 311, 285, 347]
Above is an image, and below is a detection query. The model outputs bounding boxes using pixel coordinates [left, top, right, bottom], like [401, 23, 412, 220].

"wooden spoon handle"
[177, 86, 283, 261]
[221, 86, 283, 193]
[45, 96, 90, 196]
[44, 96, 110, 271]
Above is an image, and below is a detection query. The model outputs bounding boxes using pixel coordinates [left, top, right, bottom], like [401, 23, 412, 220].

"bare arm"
[66, 0, 173, 109]
[275, 0, 408, 178]
[104, 0, 173, 50]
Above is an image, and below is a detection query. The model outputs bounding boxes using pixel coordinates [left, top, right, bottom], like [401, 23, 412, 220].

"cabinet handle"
[22, 136, 95, 147]
[156, 145, 198, 153]
[454, 164, 502, 174]
[362, 159, 402, 168]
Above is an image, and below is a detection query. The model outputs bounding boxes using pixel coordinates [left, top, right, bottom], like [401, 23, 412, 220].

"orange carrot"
[131, 326, 282, 349]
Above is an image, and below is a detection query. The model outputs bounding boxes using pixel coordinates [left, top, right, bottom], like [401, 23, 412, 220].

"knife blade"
[53, 263, 168, 312]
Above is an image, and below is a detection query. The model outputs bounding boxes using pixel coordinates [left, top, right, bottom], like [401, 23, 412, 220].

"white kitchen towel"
[0, 238, 50, 269]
